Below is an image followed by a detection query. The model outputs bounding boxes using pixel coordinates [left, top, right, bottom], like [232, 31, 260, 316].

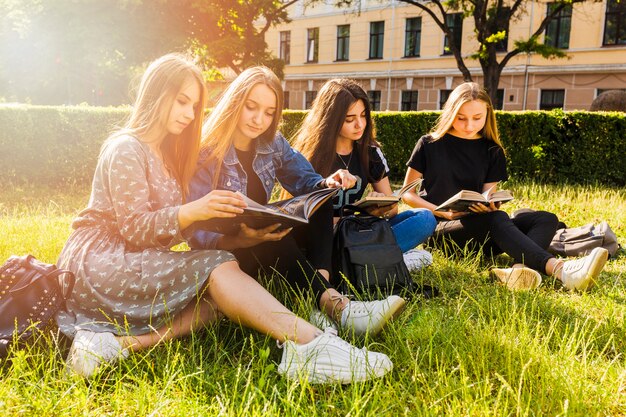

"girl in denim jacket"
[189, 67, 406, 336]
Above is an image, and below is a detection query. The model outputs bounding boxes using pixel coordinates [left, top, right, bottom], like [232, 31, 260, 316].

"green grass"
[1, 181, 625, 416]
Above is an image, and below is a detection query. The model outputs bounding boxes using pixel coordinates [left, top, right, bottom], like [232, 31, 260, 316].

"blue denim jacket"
[188, 132, 324, 249]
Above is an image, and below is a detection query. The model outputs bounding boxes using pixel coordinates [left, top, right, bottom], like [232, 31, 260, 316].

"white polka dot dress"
[56, 135, 235, 336]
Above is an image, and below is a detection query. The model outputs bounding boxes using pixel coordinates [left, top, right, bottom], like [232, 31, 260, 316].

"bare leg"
[118, 293, 222, 351]
[117, 261, 320, 350]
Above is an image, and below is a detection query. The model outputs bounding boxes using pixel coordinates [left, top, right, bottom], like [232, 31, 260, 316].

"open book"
[195, 187, 339, 235]
[435, 188, 513, 212]
[351, 178, 423, 209]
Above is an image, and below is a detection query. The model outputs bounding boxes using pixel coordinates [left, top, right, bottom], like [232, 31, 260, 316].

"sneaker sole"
[367, 296, 407, 337]
[575, 247, 609, 291]
[279, 359, 392, 384]
[491, 267, 542, 291]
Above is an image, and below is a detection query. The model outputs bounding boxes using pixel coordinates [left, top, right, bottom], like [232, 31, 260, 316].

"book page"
[393, 177, 423, 197]
[481, 185, 496, 200]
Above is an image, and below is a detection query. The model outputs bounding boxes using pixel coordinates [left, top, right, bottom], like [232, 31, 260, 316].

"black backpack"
[0, 255, 74, 357]
[332, 213, 413, 298]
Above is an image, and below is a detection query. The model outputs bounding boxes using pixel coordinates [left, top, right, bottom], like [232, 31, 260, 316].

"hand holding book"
[351, 178, 424, 209]
[434, 187, 513, 212]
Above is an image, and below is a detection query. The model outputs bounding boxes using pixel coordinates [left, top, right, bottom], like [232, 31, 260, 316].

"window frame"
[404, 17, 422, 58]
[603, 0, 626, 46]
[443, 13, 463, 55]
[401, 90, 419, 111]
[539, 89, 565, 110]
[306, 28, 319, 63]
[368, 90, 381, 111]
[305, 90, 317, 109]
[369, 21, 385, 59]
[545, 3, 572, 49]
[336, 25, 350, 61]
[279, 30, 291, 64]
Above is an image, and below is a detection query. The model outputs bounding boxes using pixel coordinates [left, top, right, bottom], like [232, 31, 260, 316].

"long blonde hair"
[431, 82, 502, 148]
[200, 66, 284, 185]
[110, 53, 207, 199]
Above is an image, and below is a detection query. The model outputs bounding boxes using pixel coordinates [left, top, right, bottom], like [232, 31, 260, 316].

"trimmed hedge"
[0, 105, 128, 187]
[1, 105, 625, 187]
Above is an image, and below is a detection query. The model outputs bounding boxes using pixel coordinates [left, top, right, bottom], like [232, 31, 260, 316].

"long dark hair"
[292, 78, 379, 180]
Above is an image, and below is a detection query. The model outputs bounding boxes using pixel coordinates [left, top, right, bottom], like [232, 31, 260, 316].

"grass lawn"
[0, 181, 625, 416]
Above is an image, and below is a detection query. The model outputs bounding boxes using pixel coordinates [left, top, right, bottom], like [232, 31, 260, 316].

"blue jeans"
[388, 208, 437, 253]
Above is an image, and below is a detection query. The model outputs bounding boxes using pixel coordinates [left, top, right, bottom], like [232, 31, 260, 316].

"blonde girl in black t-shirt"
[403, 82, 608, 291]
[292, 79, 437, 272]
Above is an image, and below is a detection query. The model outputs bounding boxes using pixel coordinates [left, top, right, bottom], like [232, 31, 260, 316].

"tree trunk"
[480, 53, 503, 107]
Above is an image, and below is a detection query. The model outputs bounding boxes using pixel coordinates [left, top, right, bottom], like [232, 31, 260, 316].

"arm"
[188, 146, 294, 251]
[274, 133, 326, 195]
[402, 167, 467, 221]
[105, 140, 242, 249]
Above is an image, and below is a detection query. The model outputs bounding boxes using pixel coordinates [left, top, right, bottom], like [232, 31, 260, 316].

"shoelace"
[276, 327, 337, 349]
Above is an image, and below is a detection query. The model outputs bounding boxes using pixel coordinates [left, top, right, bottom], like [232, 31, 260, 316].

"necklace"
[336, 151, 353, 169]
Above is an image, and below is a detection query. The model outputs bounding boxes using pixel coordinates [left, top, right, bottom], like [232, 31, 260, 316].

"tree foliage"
[0, 0, 292, 105]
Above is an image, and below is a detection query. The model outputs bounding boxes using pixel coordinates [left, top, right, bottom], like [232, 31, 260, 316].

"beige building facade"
[265, 0, 626, 111]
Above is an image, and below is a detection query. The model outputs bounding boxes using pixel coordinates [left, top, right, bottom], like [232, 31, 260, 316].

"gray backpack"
[549, 221, 620, 258]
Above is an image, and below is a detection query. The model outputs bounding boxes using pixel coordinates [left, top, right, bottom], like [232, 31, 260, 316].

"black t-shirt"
[330, 145, 389, 216]
[235, 148, 267, 205]
[406, 133, 508, 206]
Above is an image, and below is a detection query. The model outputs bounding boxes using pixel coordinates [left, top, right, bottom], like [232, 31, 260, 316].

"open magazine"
[435, 187, 513, 212]
[195, 187, 339, 235]
[351, 178, 423, 209]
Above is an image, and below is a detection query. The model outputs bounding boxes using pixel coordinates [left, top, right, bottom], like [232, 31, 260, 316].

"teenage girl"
[188, 67, 406, 337]
[402, 82, 608, 290]
[291, 78, 437, 271]
[57, 54, 391, 383]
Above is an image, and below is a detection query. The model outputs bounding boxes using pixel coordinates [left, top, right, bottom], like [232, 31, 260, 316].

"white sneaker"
[560, 247, 609, 291]
[491, 267, 542, 290]
[309, 309, 338, 331]
[66, 330, 129, 377]
[341, 295, 406, 336]
[277, 328, 392, 384]
[403, 249, 433, 272]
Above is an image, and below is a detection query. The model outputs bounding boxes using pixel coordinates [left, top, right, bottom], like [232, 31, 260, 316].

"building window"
[443, 13, 463, 55]
[306, 28, 319, 63]
[283, 91, 290, 109]
[368, 90, 381, 111]
[603, 0, 626, 46]
[305, 91, 317, 109]
[404, 17, 422, 57]
[336, 25, 350, 61]
[597, 88, 626, 96]
[401, 91, 419, 111]
[439, 89, 452, 109]
[279, 31, 291, 64]
[369, 21, 385, 59]
[540, 89, 565, 110]
[545, 3, 572, 49]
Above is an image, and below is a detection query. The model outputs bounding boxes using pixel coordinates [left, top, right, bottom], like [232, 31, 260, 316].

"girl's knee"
[537, 211, 559, 227]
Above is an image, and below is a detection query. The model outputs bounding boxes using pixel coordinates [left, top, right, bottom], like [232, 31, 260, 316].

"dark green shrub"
[1, 105, 624, 187]
[0, 105, 128, 187]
